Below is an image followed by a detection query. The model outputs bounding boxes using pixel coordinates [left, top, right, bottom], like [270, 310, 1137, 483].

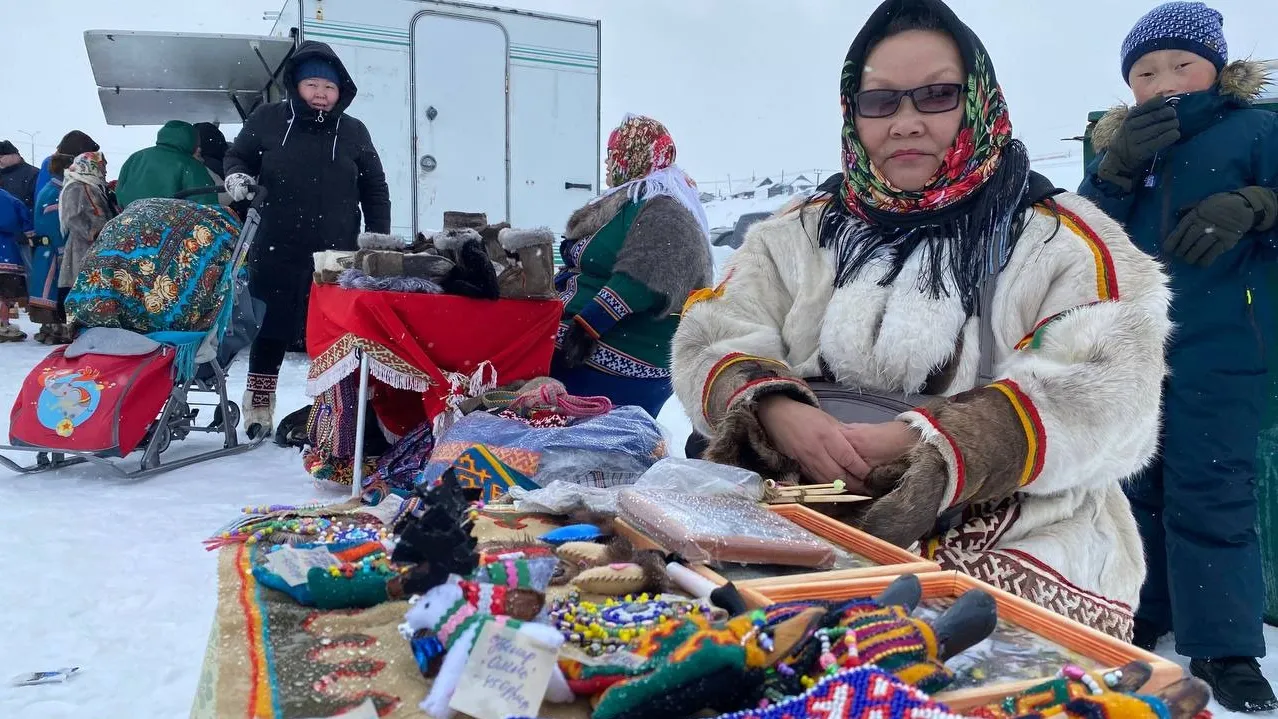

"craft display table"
[305, 284, 562, 495]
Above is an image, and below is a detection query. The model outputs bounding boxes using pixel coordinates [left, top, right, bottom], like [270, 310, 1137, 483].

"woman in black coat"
[224, 40, 391, 437]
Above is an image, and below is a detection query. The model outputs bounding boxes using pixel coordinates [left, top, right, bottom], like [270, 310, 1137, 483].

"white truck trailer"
[84, 0, 602, 237]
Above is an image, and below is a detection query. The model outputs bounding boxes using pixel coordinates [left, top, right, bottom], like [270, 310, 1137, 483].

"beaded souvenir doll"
[402, 568, 575, 718]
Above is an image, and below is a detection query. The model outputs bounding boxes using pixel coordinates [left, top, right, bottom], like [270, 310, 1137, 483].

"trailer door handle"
[565, 182, 593, 191]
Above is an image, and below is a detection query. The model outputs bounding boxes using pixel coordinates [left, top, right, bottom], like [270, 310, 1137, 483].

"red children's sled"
[0, 184, 269, 479]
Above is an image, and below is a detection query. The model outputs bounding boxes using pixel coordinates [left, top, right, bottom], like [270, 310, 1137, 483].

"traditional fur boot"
[480, 222, 513, 272]
[360, 250, 454, 284]
[357, 232, 408, 251]
[314, 250, 357, 285]
[497, 227, 558, 300]
[244, 372, 277, 439]
[434, 211, 483, 265]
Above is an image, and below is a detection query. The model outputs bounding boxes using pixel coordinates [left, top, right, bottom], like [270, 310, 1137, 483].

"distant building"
[790, 174, 815, 192]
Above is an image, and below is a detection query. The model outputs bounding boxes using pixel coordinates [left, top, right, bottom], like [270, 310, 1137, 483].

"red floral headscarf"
[605, 115, 677, 188]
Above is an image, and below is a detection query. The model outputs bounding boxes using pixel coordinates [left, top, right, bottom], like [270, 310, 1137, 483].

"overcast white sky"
[4, 0, 1275, 191]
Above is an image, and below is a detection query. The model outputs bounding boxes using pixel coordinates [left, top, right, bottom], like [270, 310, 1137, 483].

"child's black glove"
[1164, 186, 1278, 266]
[555, 320, 598, 370]
[1097, 97, 1181, 192]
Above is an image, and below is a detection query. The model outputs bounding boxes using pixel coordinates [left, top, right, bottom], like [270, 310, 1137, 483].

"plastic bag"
[507, 458, 766, 515]
[617, 489, 836, 568]
[417, 405, 666, 489]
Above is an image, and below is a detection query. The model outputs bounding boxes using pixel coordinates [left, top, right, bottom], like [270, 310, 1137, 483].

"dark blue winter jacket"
[1080, 63, 1278, 377]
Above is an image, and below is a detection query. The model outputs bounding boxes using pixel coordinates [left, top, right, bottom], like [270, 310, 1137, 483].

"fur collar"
[564, 191, 630, 241]
[1092, 59, 1273, 151]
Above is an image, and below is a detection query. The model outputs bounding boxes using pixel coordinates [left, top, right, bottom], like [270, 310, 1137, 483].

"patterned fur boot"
[244, 372, 277, 439]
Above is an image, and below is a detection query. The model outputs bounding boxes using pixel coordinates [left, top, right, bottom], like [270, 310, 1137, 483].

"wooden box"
[759, 571, 1184, 710]
[616, 503, 938, 590]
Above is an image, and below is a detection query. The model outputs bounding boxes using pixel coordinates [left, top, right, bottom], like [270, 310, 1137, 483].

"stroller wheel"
[210, 402, 241, 431]
[155, 427, 172, 455]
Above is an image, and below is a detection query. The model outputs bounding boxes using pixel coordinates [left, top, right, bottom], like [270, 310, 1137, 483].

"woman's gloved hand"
[1164, 186, 1278, 266]
[556, 319, 598, 369]
[224, 173, 256, 202]
[1096, 96, 1180, 191]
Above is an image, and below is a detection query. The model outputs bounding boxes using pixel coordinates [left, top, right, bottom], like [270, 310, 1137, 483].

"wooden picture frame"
[758, 571, 1184, 710]
[615, 503, 938, 590]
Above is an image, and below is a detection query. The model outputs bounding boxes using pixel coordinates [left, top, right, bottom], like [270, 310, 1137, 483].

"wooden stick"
[768, 495, 871, 504]
[766, 479, 847, 492]
[773, 486, 850, 497]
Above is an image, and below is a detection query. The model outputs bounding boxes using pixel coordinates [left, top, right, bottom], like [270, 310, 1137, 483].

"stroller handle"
[174, 184, 268, 202]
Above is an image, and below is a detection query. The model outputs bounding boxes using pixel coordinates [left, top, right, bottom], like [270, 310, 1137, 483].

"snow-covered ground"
[2, 197, 1276, 717]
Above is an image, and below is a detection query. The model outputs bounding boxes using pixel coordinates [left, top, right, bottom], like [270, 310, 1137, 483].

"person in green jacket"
[115, 121, 218, 208]
[551, 114, 713, 417]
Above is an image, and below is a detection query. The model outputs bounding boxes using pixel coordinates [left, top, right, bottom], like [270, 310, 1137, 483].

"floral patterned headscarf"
[64, 151, 108, 189]
[605, 115, 677, 188]
[819, 0, 1030, 314]
[838, 0, 1015, 220]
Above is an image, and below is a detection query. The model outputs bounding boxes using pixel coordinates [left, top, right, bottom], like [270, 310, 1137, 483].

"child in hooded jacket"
[1079, 2, 1278, 712]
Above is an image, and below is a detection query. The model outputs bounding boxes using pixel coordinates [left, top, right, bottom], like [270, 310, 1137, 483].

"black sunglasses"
[854, 83, 965, 119]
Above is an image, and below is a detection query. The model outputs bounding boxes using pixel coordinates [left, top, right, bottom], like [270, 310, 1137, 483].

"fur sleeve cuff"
[899, 380, 1046, 514]
[698, 353, 818, 481]
[703, 374, 814, 482]
[498, 227, 555, 251]
[435, 228, 481, 251]
[700, 353, 813, 427]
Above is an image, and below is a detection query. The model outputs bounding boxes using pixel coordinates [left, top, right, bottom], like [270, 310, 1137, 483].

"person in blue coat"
[1079, 2, 1278, 712]
[27, 151, 74, 344]
[0, 188, 31, 342]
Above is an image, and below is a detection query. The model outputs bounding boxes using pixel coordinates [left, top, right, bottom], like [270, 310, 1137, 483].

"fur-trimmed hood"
[1092, 59, 1273, 151]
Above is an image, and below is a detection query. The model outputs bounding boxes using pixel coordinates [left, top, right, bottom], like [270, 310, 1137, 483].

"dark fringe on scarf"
[818, 140, 1032, 316]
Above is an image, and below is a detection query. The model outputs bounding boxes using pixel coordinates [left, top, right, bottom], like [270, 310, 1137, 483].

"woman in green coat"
[552, 115, 713, 417]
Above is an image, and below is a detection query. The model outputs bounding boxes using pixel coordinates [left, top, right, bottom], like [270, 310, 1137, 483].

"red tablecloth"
[306, 284, 562, 435]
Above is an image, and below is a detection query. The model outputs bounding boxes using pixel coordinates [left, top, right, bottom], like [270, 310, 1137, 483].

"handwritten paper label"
[448, 622, 557, 719]
[358, 495, 406, 527]
[559, 643, 647, 670]
[265, 546, 340, 587]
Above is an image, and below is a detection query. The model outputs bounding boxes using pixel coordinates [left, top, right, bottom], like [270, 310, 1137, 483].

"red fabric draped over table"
[306, 284, 562, 436]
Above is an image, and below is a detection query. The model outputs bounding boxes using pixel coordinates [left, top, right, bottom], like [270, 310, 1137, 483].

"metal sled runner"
[0, 185, 270, 479]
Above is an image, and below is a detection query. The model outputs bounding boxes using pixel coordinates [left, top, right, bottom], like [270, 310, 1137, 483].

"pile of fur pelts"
[312, 211, 559, 301]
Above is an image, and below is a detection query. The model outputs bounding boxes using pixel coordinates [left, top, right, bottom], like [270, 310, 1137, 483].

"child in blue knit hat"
[1080, 2, 1278, 712]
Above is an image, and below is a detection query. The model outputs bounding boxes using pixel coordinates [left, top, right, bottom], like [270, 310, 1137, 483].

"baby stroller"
[0, 184, 269, 479]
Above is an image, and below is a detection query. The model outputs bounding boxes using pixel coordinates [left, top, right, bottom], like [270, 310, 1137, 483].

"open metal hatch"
[84, 29, 296, 126]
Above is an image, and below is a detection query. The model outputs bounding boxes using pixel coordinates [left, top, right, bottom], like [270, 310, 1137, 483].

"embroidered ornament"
[549, 592, 716, 657]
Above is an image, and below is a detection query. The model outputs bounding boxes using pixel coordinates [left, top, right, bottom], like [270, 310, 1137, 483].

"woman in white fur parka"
[672, 0, 1171, 641]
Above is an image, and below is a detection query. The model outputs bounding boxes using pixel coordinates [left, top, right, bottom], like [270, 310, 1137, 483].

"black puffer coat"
[224, 41, 391, 343]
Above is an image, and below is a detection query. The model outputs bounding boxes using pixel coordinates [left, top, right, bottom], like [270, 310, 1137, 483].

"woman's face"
[854, 29, 965, 192]
[298, 79, 340, 112]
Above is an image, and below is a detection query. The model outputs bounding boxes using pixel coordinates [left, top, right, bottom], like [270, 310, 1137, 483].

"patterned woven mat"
[191, 507, 593, 719]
